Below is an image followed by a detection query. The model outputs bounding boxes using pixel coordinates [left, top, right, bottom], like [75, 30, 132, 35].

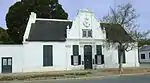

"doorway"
[1, 57, 12, 73]
[84, 45, 93, 69]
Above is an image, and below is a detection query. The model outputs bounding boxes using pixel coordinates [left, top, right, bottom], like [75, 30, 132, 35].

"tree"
[0, 27, 13, 44]
[6, 0, 68, 44]
[139, 39, 150, 47]
[101, 3, 150, 73]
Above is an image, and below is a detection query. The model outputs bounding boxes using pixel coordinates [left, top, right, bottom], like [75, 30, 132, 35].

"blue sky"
[0, 0, 150, 32]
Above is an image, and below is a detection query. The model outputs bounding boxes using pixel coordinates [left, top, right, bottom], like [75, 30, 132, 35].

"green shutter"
[101, 55, 104, 64]
[95, 55, 98, 64]
[78, 55, 81, 65]
[123, 49, 126, 63]
[118, 46, 121, 64]
[73, 45, 79, 55]
[71, 55, 74, 65]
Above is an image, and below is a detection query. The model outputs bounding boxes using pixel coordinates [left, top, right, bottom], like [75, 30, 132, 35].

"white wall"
[103, 45, 119, 68]
[103, 44, 139, 68]
[67, 9, 106, 40]
[65, 39, 105, 70]
[124, 47, 139, 67]
[66, 9, 139, 69]
[65, 9, 106, 69]
[21, 9, 139, 72]
[23, 42, 67, 72]
[66, 40, 140, 69]
[0, 45, 23, 73]
[139, 51, 150, 63]
[23, 12, 36, 43]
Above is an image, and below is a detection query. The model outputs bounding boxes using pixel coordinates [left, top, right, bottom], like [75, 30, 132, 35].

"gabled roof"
[100, 23, 134, 42]
[27, 20, 72, 42]
[26, 20, 133, 42]
[139, 45, 150, 51]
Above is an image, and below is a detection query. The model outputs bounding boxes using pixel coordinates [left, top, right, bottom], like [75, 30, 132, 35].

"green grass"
[0, 71, 92, 81]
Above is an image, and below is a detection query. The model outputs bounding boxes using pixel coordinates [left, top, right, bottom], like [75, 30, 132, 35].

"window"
[2, 57, 12, 73]
[3, 59, 7, 66]
[43, 45, 53, 66]
[118, 46, 126, 64]
[82, 29, 92, 38]
[73, 56, 78, 65]
[96, 45, 102, 55]
[88, 30, 92, 37]
[95, 55, 104, 64]
[73, 45, 79, 55]
[2, 58, 12, 66]
[7, 59, 12, 66]
[83, 30, 86, 37]
[141, 54, 145, 59]
[149, 53, 150, 59]
[71, 45, 81, 65]
[95, 45, 104, 64]
[71, 55, 81, 66]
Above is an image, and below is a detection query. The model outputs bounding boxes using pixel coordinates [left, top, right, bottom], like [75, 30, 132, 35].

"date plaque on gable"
[83, 17, 90, 28]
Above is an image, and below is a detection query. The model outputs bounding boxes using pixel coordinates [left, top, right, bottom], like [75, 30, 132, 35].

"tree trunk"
[119, 51, 124, 74]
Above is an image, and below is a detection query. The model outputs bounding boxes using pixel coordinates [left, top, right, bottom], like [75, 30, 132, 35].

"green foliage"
[6, 0, 68, 44]
[0, 27, 14, 44]
[138, 39, 150, 47]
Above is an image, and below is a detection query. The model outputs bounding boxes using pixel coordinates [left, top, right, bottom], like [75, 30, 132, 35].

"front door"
[84, 45, 92, 69]
[2, 57, 12, 73]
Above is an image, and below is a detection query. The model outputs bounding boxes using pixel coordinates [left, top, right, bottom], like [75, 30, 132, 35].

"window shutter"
[118, 46, 126, 64]
[101, 55, 104, 64]
[118, 46, 121, 64]
[78, 55, 81, 65]
[95, 55, 97, 64]
[123, 50, 126, 63]
[71, 55, 74, 65]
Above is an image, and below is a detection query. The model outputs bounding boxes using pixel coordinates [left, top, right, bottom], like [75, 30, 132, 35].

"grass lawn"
[0, 68, 150, 81]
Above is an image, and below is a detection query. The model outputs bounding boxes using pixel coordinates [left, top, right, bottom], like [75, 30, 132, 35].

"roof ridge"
[36, 18, 73, 22]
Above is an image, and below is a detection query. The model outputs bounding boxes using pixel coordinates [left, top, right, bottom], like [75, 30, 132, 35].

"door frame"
[1, 57, 12, 73]
[84, 45, 93, 69]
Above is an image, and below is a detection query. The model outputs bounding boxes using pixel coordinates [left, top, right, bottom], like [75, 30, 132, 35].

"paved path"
[1, 74, 150, 83]
[140, 63, 150, 68]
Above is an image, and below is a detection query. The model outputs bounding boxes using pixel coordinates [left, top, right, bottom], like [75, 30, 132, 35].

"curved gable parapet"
[67, 9, 105, 40]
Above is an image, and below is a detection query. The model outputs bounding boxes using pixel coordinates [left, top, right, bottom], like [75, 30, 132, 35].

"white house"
[0, 9, 139, 73]
[139, 45, 150, 63]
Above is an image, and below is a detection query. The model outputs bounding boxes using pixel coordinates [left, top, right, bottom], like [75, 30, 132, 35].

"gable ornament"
[83, 17, 90, 28]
